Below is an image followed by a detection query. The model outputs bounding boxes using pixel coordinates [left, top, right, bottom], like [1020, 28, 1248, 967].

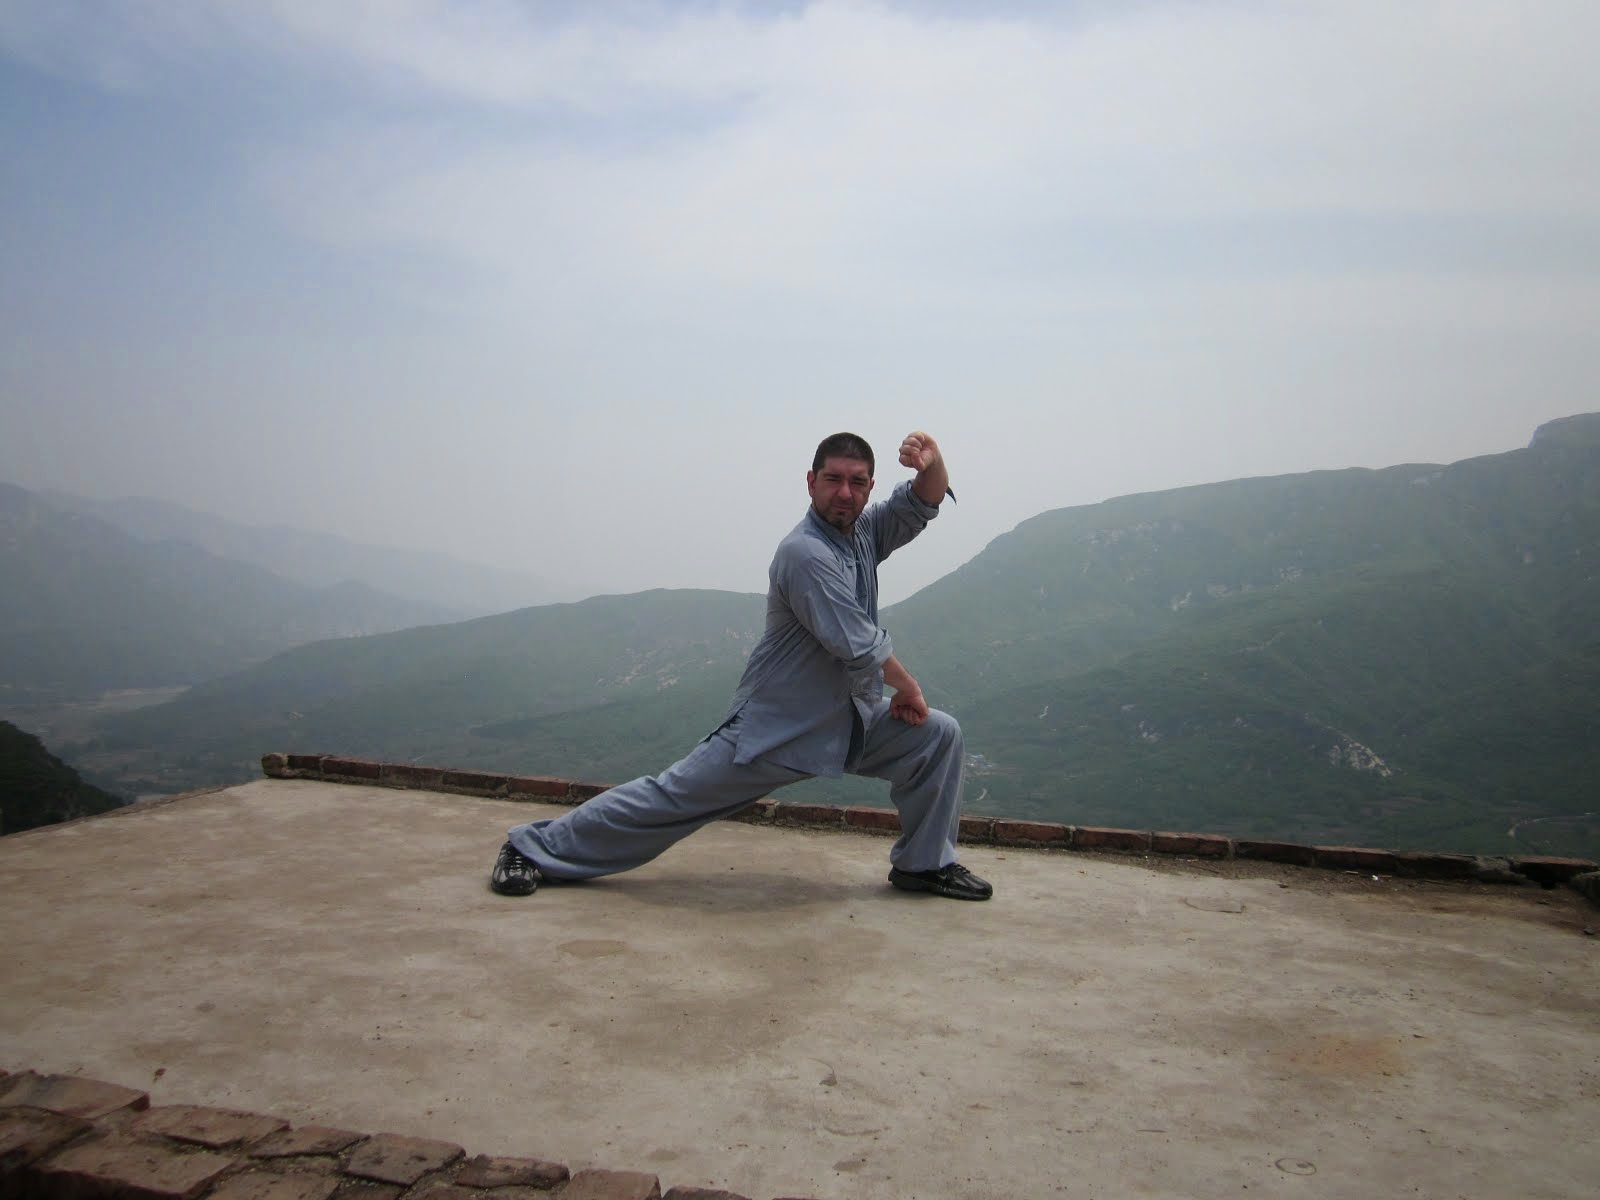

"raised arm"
[899, 431, 949, 507]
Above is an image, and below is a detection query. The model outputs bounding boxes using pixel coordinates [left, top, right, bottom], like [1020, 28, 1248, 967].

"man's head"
[807, 432, 875, 533]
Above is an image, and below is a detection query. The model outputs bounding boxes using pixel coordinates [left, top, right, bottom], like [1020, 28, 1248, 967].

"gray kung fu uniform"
[506, 480, 965, 879]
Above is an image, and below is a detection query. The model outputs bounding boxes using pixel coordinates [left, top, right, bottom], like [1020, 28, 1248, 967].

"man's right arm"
[778, 540, 930, 726]
[778, 541, 892, 686]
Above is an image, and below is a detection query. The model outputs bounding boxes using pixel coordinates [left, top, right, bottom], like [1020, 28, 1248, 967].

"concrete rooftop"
[2, 778, 1597, 1199]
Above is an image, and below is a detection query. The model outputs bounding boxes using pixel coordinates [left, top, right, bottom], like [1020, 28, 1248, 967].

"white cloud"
[219, 0, 1598, 316]
[2, 0, 1596, 600]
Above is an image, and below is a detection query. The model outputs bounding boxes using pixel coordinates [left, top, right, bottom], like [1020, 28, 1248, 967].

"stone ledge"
[0, 1066, 816, 1200]
[0, 1071, 150, 1120]
[131, 1105, 289, 1150]
[258, 753, 1599, 893]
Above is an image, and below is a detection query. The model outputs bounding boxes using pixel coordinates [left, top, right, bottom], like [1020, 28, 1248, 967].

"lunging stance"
[489, 430, 991, 901]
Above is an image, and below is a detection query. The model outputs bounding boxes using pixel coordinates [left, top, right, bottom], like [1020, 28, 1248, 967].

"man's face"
[807, 455, 875, 532]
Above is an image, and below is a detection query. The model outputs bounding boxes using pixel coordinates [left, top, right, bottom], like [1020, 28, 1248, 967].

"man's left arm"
[862, 430, 951, 563]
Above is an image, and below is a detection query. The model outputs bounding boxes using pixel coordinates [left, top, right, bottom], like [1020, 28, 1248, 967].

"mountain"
[887, 412, 1600, 854]
[83, 588, 765, 796]
[78, 415, 1600, 856]
[0, 484, 461, 696]
[38, 490, 574, 617]
[0, 720, 125, 835]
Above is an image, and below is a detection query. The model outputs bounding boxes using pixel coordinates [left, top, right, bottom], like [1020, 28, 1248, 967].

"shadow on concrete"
[594, 869, 879, 913]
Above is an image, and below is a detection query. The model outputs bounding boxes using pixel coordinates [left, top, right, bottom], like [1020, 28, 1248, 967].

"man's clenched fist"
[899, 431, 940, 473]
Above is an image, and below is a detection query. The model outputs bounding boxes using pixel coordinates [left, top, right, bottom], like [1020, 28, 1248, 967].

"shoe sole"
[888, 872, 992, 901]
[490, 878, 538, 896]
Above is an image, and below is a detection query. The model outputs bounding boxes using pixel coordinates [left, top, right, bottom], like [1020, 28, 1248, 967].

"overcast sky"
[2, 1, 1596, 604]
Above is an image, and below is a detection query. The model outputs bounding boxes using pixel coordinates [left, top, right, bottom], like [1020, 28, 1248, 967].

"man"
[489, 430, 991, 901]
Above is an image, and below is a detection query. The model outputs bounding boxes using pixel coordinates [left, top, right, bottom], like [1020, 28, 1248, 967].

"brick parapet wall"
[0, 1068, 799, 1200]
[260, 754, 1600, 898]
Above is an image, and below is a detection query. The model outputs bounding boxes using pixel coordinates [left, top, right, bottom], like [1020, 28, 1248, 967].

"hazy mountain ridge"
[38, 489, 573, 617]
[0, 483, 462, 693]
[50, 415, 1600, 855]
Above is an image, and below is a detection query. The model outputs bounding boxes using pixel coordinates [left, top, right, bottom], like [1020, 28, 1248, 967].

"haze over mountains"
[37, 490, 571, 618]
[3, 416, 1596, 858]
[0, 483, 461, 694]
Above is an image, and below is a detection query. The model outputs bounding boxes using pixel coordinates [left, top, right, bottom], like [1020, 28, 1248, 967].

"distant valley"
[4, 416, 1597, 858]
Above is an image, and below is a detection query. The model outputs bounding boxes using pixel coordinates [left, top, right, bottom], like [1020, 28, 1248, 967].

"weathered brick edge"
[261, 753, 1599, 898]
[0, 1067, 812, 1200]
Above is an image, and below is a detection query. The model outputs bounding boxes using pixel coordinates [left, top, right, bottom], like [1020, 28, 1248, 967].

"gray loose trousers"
[506, 703, 964, 879]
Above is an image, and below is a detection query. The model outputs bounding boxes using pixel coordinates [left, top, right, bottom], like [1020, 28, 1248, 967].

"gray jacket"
[724, 480, 940, 775]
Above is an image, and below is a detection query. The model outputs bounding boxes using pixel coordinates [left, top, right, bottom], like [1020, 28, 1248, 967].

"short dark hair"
[812, 432, 874, 476]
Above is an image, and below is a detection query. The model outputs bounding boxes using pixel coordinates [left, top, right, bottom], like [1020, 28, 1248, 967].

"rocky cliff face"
[1530, 412, 1600, 448]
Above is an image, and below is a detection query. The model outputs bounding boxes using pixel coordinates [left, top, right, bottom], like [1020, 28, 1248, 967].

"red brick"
[958, 815, 995, 842]
[991, 819, 1071, 846]
[327, 1182, 400, 1200]
[567, 782, 612, 802]
[1314, 846, 1400, 873]
[1071, 826, 1152, 853]
[561, 1168, 662, 1200]
[454, 1153, 568, 1188]
[507, 775, 571, 798]
[261, 753, 289, 778]
[131, 1105, 289, 1150]
[772, 803, 843, 827]
[326, 1182, 401, 1200]
[843, 807, 901, 834]
[440, 769, 507, 795]
[1393, 851, 1479, 880]
[0, 1071, 149, 1119]
[663, 1189, 752, 1200]
[0, 1105, 93, 1169]
[344, 1133, 463, 1186]
[1234, 840, 1317, 866]
[284, 754, 326, 773]
[1151, 832, 1232, 858]
[209, 1169, 341, 1200]
[725, 798, 777, 823]
[1510, 855, 1598, 886]
[378, 763, 443, 790]
[321, 757, 381, 781]
[35, 1133, 237, 1199]
[249, 1127, 366, 1160]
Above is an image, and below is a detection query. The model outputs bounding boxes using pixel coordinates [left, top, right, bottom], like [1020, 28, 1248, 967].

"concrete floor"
[2, 779, 1597, 1200]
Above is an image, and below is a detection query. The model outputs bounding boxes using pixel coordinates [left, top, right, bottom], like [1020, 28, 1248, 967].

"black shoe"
[888, 862, 993, 901]
[490, 842, 540, 896]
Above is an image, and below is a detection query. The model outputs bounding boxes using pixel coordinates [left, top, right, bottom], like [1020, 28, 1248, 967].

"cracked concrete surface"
[2, 779, 1597, 1199]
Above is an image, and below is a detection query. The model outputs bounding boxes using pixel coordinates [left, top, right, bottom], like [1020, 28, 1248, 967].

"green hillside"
[85, 588, 765, 794]
[77, 414, 1600, 855]
[901, 414, 1600, 855]
[0, 721, 126, 835]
